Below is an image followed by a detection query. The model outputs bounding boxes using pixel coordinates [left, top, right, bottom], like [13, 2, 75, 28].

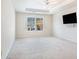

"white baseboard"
[55, 36, 77, 44]
[2, 39, 15, 59]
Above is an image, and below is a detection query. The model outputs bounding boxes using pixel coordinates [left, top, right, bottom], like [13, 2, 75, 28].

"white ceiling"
[13, 0, 76, 14]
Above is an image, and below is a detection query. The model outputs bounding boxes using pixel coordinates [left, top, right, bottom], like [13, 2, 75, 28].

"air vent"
[25, 8, 49, 12]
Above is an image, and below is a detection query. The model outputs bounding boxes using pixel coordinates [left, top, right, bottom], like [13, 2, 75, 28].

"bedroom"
[1, 0, 77, 59]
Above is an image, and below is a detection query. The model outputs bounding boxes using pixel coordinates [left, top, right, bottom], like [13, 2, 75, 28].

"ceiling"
[13, 0, 76, 14]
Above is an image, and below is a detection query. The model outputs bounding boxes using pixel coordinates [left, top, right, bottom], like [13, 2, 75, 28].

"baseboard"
[4, 39, 15, 59]
[54, 36, 77, 44]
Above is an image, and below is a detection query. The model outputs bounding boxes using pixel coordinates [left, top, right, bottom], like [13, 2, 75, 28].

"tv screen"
[63, 13, 77, 24]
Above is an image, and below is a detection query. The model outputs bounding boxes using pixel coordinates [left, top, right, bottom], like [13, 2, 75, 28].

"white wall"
[52, 2, 77, 43]
[1, 0, 15, 59]
[16, 12, 52, 38]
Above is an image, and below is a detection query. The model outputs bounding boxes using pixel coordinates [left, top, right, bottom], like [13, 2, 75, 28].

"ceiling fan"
[45, 0, 64, 5]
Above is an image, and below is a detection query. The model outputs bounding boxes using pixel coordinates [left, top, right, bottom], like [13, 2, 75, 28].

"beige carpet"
[7, 37, 76, 59]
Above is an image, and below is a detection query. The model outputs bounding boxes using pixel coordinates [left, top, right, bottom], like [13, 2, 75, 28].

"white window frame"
[25, 15, 44, 32]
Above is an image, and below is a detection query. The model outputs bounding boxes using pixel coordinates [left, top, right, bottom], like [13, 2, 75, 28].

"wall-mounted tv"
[63, 12, 77, 24]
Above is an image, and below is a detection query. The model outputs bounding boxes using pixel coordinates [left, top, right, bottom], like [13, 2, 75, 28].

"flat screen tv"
[63, 12, 77, 24]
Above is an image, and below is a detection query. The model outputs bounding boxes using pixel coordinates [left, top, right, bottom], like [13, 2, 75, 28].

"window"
[36, 18, 43, 30]
[27, 17, 43, 31]
[27, 17, 35, 31]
